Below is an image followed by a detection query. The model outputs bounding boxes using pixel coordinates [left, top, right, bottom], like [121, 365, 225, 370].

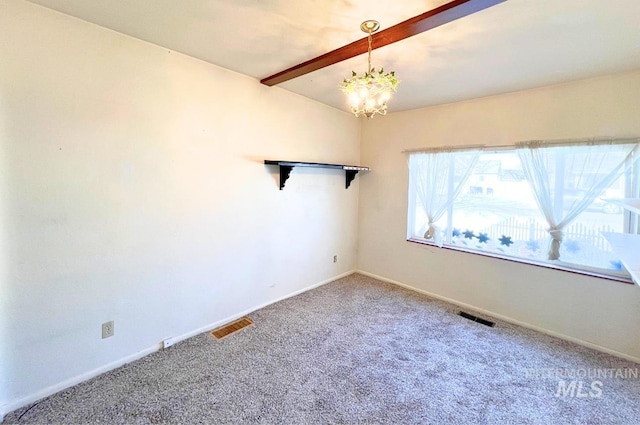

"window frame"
[406, 142, 639, 284]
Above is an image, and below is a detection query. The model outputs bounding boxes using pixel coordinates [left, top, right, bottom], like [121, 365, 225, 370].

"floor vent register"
[211, 317, 254, 340]
[458, 311, 495, 327]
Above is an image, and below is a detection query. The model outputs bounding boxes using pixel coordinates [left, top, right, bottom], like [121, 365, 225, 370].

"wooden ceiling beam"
[260, 0, 507, 86]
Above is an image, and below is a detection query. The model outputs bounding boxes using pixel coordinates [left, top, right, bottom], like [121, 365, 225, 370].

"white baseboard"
[356, 270, 640, 364]
[0, 345, 158, 422]
[0, 270, 355, 421]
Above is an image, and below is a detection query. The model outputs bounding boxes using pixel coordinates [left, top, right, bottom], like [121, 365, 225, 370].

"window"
[407, 140, 640, 280]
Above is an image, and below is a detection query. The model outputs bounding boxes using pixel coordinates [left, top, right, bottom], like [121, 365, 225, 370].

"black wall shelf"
[264, 160, 370, 190]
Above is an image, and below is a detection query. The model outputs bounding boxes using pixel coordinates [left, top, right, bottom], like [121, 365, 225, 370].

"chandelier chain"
[367, 31, 372, 72]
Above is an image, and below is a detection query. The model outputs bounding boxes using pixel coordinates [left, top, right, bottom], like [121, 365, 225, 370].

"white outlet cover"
[102, 321, 114, 339]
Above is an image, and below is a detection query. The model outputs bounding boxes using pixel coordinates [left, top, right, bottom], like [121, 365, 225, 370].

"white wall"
[358, 70, 640, 360]
[0, 0, 361, 413]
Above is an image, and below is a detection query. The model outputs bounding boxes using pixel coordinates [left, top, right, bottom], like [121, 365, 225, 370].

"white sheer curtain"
[409, 148, 481, 246]
[517, 140, 639, 260]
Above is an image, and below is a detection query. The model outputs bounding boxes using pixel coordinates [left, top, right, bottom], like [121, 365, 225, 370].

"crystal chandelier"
[340, 20, 399, 119]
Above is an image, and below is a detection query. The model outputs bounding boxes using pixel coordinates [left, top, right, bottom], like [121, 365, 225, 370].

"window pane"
[558, 175, 625, 271]
[450, 152, 548, 262]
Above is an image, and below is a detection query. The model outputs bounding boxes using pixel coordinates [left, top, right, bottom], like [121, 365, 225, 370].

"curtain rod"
[401, 136, 640, 154]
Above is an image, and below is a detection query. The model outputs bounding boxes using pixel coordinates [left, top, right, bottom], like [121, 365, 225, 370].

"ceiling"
[26, 0, 640, 113]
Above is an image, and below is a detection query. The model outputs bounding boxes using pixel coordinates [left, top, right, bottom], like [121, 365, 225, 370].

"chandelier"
[340, 20, 399, 119]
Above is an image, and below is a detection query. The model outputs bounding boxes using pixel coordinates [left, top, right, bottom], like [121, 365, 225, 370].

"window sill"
[407, 238, 634, 285]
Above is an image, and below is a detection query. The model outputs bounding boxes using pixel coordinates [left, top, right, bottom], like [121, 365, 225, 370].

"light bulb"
[349, 92, 360, 107]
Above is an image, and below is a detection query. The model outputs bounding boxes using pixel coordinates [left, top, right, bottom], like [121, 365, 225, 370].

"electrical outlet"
[333, 255, 338, 263]
[102, 320, 114, 339]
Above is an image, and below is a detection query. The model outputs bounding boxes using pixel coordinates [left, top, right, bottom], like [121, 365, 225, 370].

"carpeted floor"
[5, 273, 640, 424]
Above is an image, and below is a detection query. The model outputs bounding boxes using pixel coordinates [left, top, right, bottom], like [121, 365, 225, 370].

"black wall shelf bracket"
[278, 165, 294, 190]
[264, 160, 370, 190]
[345, 169, 358, 189]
